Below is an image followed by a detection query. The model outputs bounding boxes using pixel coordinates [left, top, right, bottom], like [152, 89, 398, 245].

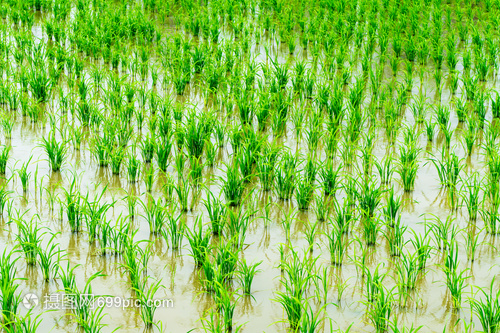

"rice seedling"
[17, 156, 32, 192]
[186, 216, 211, 267]
[0, 145, 11, 174]
[133, 277, 164, 328]
[237, 259, 262, 295]
[37, 232, 64, 281]
[15, 216, 44, 265]
[222, 164, 246, 206]
[469, 278, 500, 333]
[40, 131, 67, 172]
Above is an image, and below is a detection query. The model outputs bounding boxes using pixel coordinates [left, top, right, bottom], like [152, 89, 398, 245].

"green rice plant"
[314, 192, 330, 222]
[203, 190, 226, 235]
[0, 145, 11, 174]
[257, 144, 279, 191]
[375, 154, 394, 186]
[460, 173, 481, 221]
[226, 206, 252, 249]
[133, 277, 164, 328]
[237, 259, 262, 295]
[213, 280, 239, 332]
[435, 104, 450, 129]
[492, 92, 500, 118]
[442, 243, 469, 310]
[295, 175, 314, 210]
[126, 154, 140, 183]
[141, 197, 166, 235]
[186, 216, 211, 267]
[40, 131, 67, 172]
[394, 248, 419, 307]
[140, 134, 156, 163]
[163, 210, 185, 250]
[15, 216, 44, 265]
[0, 251, 22, 324]
[429, 215, 455, 251]
[17, 156, 32, 192]
[222, 164, 246, 206]
[110, 146, 125, 175]
[28, 66, 52, 102]
[319, 159, 340, 196]
[383, 188, 401, 227]
[0, 185, 12, 215]
[364, 281, 394, 333]
[216, 238, 239, 282]
[385, 216, 406, 257]
[275, 152, 296, 200]
[481, 205, 500, 235]
[455, 97, 468, 122]
[463, 225, 481, 262]
[63, 177, 83, 233]
[325, 222, 348, 266]
[143, 163, 155, 192]
[1, 309, 44, 333]
[185, 111, 213, 159]
[37, 232, 63, 281]
[428, 150, 464, 188]
[469, 278, 500, 333]
[58, 261, 80, 294]
[174, 177, 190, 212]
[409, 229, 432, 272]
[462, 117, 478, 156]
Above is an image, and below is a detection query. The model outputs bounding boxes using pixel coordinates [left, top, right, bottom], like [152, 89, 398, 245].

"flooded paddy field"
[0, 0, 500, 332]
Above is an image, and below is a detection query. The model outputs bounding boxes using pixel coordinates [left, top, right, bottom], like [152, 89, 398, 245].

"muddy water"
[0, 7, 499, 333]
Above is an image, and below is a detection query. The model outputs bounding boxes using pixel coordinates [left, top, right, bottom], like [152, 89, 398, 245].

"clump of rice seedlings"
[394, 248, 419, 307]
[110, 147, 125, 175]
[462, 116, 478, 156]
[319, 159, 340, 196]
[275, 152, 296, 200]
[37, 232, 64, 281]
[162, 209, 185, 250]
[429, 150, 464, 189]
[429, 215, 456, 251]
[443, 243, 469, 310]
[325, 222, 348, 266]
[397, 130, 420, 191]
[143, 163, 155, 192]
[0, 145, 11, 174]
[204, 191, 226, 235]
[469, 278, 500, 333]
[222, 164, 246, 206]
[364, 280, 393, 333]
[409, 229, 432, 272]
[15, 216, 44, 265]
[141, 196, 166, 235]
[186, 217, 211, 267]
[64, 177, 83, 233]
[174, 177, 190, 212]
[40, 131, 67, 172]
[0, 250, 22, 324]
[126, 154, 141, 183]
[295, 174, 314, 210]
[133, 277, 164, 328]
[213, 280, 240, 332]
[0, 186, 12, 215]
[237, 259, 262, 295]
[460, 173, 481, 221]
[17, 156, 32, 192]
[256, 143, 279, 191]
[314, 192, 330, 222]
